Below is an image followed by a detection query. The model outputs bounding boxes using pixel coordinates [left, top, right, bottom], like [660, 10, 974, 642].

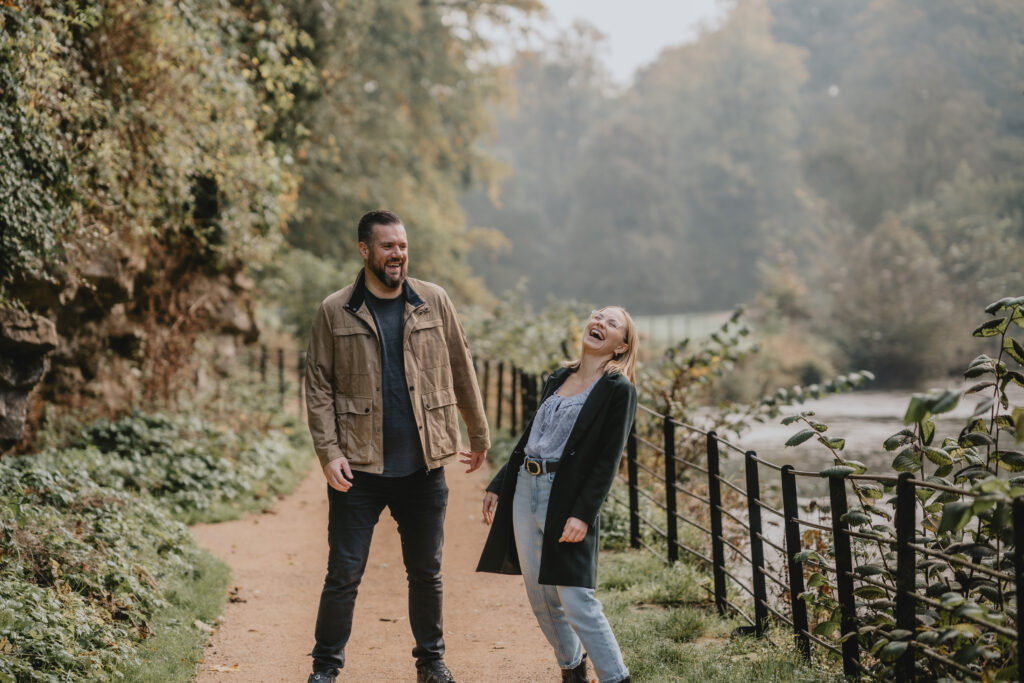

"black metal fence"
[478, 358, 1024, 681]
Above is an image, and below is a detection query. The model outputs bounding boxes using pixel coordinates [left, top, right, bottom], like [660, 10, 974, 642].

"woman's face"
[582, 308, 629, 357]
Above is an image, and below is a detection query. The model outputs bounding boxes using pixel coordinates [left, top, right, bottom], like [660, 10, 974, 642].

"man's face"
[360, 222, 408, 291]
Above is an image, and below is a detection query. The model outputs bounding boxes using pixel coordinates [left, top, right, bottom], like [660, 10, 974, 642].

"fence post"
[259, 345, 268, 383]
[1012, 497, 1024, 681]
[895, 472, 916, 682]
[510, 365, 519, 436]
[481, 360, 490, 412]
[663, 415, 678, 563]
[277, 348, 285, 406]
[828, 474, 860, 677]
[627, 425, 640, 550]
[706, 431, 728, 616]
[298, 351, 306, 416]
[781, 465, 810, 660]
[496, 362, 504, 432]
[744, 450, 769, 636]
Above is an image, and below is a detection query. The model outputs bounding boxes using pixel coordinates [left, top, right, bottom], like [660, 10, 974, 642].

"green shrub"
[31, 410, 309, 524]
[0, 461, 228, 682]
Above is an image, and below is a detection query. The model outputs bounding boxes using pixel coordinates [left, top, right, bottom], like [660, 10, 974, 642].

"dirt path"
[191, 463, 553, 682]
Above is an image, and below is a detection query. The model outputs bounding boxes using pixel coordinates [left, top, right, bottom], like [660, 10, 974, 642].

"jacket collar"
[345, 269, 425, 313]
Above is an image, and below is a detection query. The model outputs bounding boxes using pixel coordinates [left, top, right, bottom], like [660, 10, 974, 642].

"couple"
[304, 210, 637, 683]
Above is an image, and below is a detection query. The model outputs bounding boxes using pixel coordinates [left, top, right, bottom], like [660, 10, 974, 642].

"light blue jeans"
[513, 467, 629, 683]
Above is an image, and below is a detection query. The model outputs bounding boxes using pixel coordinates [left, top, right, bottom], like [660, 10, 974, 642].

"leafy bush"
[28, 410, 309, 524]
[0, 461, 225, 682]
[785, 295, 1024, 680]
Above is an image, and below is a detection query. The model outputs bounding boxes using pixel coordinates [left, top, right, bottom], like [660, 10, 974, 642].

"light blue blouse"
[524, 377, 599, 462]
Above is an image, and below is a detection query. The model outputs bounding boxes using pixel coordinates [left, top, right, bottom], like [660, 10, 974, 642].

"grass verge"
[596, 551, 842, 681]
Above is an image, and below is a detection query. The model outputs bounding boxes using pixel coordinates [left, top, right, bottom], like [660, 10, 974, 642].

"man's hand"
[558, 517, 588, 543]
[323, 456, 354, 492]
[459, 449, 486, 473]
[482, 491, 498, 525]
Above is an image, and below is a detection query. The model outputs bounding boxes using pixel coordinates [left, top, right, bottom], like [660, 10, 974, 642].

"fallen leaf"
[209, 664, 240, 673]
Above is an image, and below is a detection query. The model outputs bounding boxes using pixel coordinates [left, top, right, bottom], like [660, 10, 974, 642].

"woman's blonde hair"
[567, 306, 638, 383]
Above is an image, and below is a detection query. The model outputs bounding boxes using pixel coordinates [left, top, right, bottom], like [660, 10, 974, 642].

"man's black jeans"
[311, 467, 448, 673]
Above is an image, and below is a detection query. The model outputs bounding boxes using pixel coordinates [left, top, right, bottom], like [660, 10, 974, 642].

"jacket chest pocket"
[422, 386, 458, 458]
[335, 395, 374, 464]
[333, 325, 375, 375]
[409, 317, 447, 369]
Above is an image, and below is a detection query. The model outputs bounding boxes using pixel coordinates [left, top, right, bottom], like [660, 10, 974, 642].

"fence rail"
[478, 357, 1024, 682]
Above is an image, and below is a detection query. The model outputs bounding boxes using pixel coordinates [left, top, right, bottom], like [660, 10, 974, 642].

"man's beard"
[369, 257, 406, 289]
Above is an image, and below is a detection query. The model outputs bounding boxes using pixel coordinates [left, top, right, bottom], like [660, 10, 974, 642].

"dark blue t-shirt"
[365, 290, 423, 477]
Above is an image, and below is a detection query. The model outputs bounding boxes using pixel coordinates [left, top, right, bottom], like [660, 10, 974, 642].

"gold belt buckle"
[525, 459, 542, 475]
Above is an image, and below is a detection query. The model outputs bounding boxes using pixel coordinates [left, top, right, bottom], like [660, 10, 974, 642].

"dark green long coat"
[476, 367, 637, 588]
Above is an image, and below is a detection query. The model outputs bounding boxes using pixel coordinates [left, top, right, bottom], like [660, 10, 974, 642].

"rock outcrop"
[0, 308, 58, 450]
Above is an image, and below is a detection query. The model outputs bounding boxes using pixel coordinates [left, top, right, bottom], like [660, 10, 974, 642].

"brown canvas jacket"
[304, 271, 489, 472]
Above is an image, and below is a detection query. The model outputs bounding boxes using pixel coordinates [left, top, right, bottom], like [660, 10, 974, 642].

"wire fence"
[479, 358, 1024, 682]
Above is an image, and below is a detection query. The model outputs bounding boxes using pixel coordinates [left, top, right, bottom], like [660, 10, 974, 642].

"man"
[304, 210, 489, 683]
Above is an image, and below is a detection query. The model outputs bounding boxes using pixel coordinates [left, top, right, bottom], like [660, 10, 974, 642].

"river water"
[708, 382, 1022, 496]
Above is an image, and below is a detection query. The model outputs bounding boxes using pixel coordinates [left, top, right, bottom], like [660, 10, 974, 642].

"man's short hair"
[358, 210, 403, 245]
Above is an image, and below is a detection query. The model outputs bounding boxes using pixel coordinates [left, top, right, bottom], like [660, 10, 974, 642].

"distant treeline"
[461, 0, 1024, 383]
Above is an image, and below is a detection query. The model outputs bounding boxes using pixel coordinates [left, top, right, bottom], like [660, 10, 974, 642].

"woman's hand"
[558, 517, 588, 543]
[482, 492, 498, 525]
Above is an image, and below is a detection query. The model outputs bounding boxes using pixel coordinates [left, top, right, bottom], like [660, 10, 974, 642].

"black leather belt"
[524, 457, 559, 475]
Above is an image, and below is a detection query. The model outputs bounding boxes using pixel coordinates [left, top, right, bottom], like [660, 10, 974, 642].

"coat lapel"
[562, 373, 614, 452]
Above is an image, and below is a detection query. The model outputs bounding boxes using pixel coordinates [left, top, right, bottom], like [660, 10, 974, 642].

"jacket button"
[364, 407, 370, 413]
[409, 385, 415, 391]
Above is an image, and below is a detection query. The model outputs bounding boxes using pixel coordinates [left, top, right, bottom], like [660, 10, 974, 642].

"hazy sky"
[538, 0, 725, 84]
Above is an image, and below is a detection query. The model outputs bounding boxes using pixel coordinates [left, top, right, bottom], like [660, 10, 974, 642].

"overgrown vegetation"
[0, 385, 310, 679]
[785, 296, 1024, 679]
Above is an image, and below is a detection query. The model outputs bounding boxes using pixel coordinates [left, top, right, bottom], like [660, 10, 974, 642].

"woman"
[477, 307, 638, 683]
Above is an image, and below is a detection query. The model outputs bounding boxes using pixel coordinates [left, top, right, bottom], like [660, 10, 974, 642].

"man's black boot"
[561, 654, 589, 682]
[307, 670, 338, 683]
[416, 659, 456, 683]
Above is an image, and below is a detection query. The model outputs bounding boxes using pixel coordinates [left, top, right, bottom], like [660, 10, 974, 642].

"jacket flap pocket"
[335, 396, 373, 414]
[423, 387, 457, 410]
[412, 317, 443, 331]
[334, 325, 371, 336]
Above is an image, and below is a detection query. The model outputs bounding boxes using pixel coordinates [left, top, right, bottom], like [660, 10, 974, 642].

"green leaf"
[842, 511, 871, 525]
[904, 395, 930, 424]
[931, 390, 961, 415]
[985, 297, 1017, 315]
[781, 415, 802, 426]
[996, 451, 1024, 472]
[973, 397, 995, 418]
[965, 380, 996, 395]
[808, 421, 828, 432]
[973, 317, 1008, 337]
[879, 640, 909, 662]
[841, 459, 868, 474]
[1004, 336, 1024, 366]
[892, 448, 922, 472]
[960, 431, 995, 448]
[938, 501, 974, 534]
[854, 564, 886, 577]
[817, 436, 846, 451]
[806, 572, 826, 588]
[853, 585, 888, 599]
[921, 418, 936, 446]
[813, 621, 840, 637]
[785, 429, 815, 447]
[923, 447, 952, 466]
[884, 430, 913, 451]
[820, 465, 855, 478]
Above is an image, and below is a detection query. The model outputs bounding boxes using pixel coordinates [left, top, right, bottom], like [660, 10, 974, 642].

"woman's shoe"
[561, 654, 589, 682]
